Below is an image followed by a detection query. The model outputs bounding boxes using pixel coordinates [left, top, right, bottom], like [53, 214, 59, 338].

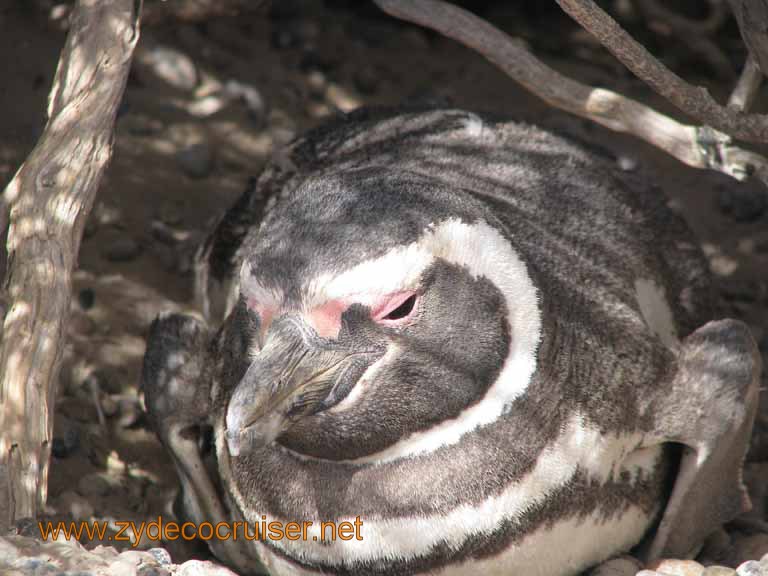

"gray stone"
[703, 567, 737, 576]
[104, 237, 142, 262]
[55, 490, 94, 520]
[736, 560, 766, 576]
[590, 556, 642, 576]
[116, 396, 143, 428]
[77, 473, 111, 497]
[176, 142, 213, 179]
[222, 80, 266, 125]
[147, 548, 171, 566]
[140, 45, 198, 92]
[176, 559, 240, 576]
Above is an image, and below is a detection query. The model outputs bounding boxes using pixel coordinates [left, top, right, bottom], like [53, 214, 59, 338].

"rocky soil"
[0, 1, 766, 575]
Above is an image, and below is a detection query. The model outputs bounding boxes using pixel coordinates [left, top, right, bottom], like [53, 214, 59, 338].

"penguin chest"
[220, 415, 672, 576]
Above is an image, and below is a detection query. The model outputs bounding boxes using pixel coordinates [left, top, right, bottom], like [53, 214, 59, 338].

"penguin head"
[225, 167, 541, 462]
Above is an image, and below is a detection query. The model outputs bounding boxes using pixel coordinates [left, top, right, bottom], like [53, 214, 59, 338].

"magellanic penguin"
[141, 108, 761, 576]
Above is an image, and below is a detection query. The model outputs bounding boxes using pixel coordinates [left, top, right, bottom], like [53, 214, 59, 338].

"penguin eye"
[372, 291, 418, 325]
[383, 295, 416, 320]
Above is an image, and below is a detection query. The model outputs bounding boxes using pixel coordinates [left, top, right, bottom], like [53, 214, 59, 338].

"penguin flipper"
[141, 313, 264, 574]
[642, 319, 761, 562]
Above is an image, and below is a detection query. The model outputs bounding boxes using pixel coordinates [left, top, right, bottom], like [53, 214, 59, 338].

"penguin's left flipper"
[643, 318, 761, 562]
[141, 313, 265, 574]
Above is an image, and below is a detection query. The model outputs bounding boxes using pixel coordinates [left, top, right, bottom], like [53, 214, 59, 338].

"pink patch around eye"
[307, 299, 350, 339]
[247, 299, 275, 342]
[371, 291, 418, 324]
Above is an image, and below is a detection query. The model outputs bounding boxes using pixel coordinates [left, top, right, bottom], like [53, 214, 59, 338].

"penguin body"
[142, 108, 760, 576]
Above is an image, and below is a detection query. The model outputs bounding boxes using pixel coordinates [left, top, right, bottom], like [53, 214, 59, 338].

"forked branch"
[374, 0, 768, 185]
[554, 0, 768, 143]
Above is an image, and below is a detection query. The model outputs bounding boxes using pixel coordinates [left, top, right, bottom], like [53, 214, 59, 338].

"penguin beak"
[225, 315, 378, 456]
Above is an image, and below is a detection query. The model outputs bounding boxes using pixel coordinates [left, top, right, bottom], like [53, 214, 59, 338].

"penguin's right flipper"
[642, 319, 761, 562]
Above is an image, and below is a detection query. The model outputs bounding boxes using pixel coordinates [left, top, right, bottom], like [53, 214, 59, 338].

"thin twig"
[373, 0, 768, 185]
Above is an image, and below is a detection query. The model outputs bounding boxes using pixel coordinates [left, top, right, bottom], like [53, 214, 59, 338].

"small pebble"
[147, 548, 172, 566]
[138, 567, 171, 576]
[736, 560, 766, 576]
[104, 237, 142, 262]
[68, 312, 96, 336]
[77, 473, 111, 498]
[187, 94, 228, 118]
[591, 555, 642, 576]
[176, 559, 240, 576]
[176, 142, 213, 179]
[150, 221, 190, 245]
[703, 566, 737, 576]
[139, 45, 198, 91]
[222, 80, 266, 124]
[116, 396, 142, 429]
[55, 490, 94, 521]
[306, 69, 327, 98]
[101, 394, 119, 418]
[647, 558, 705, 576]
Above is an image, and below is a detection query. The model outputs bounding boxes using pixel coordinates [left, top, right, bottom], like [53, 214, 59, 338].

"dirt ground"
[0, 0, 767, 572]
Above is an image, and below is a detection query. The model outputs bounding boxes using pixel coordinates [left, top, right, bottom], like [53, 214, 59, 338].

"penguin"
[141, 107, 761, 576]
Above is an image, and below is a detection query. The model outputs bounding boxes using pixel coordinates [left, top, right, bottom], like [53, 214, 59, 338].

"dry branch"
[729, 55, 763, 112]
[554, 0, 768, 143]
[0, 0, 140, 529]
[374, 0, 768, 185]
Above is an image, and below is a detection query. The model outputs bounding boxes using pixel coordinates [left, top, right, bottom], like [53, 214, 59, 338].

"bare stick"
[0, 0, 140, 529]
[554, 0, 768, 143]
[729, 55, 764, 113]
[374, 0, 766, 184]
